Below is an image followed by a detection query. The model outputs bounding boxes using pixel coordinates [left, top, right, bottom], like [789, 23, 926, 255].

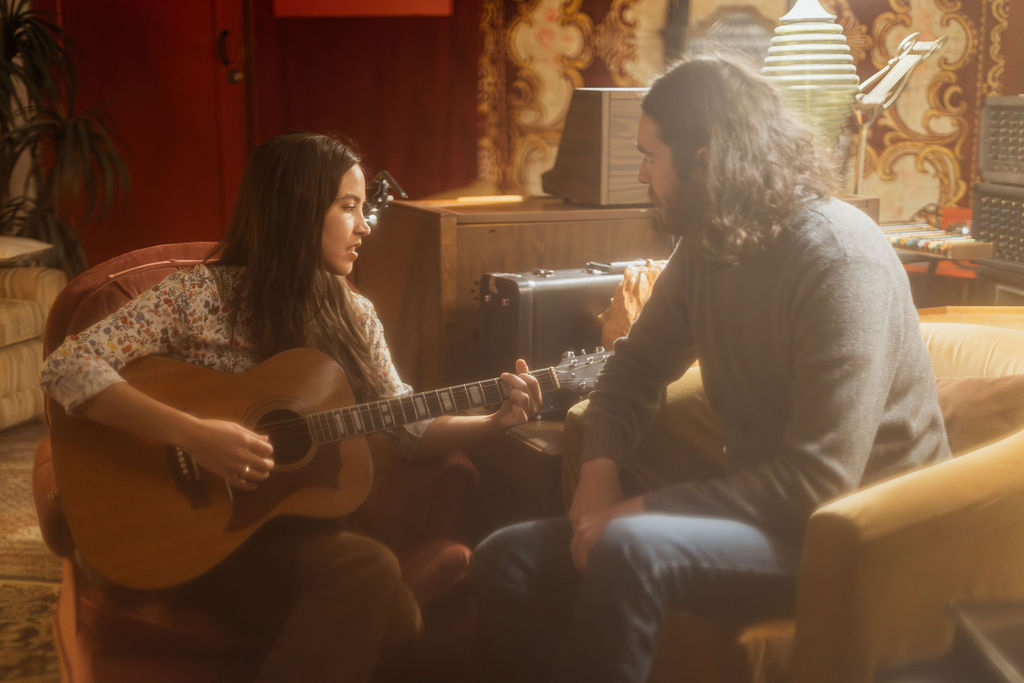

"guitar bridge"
[167, 446, 210, 508]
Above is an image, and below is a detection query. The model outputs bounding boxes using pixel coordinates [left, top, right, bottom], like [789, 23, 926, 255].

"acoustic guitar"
[50, 347, 610, 590]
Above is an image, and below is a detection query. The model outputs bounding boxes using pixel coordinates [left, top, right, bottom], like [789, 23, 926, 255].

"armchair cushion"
[0, 340, 45, 428]
[0, 235, 52, 264]
[0, 297, 44, 346]
[936, 375, 1024, 454]
[0, 266, 67, 429]
[0, 266, 66, 308]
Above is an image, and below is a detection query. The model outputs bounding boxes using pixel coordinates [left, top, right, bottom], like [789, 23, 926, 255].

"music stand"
[852, 32, 946, 195]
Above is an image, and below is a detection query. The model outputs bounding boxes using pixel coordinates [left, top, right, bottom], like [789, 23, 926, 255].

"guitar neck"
[306, 367, 561, 444]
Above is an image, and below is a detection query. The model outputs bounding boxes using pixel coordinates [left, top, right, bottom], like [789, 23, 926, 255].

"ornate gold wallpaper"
[834, 0, 1012, 221]
[478, 0, 1021, 221]
[478, 0, 669, 196]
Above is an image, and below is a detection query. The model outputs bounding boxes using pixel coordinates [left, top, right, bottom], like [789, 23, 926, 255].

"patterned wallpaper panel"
[478, 0, 669, 195]
[834, 0, 1016, 221]
[478, 0, 1022, 223]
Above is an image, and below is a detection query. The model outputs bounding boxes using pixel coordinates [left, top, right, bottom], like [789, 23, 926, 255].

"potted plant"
[1, 0, 127, 274]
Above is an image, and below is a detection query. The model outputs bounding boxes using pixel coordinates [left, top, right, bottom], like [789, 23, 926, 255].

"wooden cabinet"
[353, 197, 672, 390]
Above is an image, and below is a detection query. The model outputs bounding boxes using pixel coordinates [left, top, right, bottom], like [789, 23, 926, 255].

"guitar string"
[246, 364, 603, 437]
[255, 382, 539, 437]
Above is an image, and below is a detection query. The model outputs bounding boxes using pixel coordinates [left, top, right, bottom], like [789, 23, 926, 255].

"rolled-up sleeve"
[40, 273, 189, 412]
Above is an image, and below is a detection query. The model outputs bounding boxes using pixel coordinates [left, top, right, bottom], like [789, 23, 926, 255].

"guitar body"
[50, 348, 373, 590]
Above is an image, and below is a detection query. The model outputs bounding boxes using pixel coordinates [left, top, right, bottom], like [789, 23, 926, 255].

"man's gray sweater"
[581, 198, 951, 535]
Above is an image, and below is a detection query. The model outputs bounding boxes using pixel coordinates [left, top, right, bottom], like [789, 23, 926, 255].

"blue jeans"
[472, 514, 800, 683]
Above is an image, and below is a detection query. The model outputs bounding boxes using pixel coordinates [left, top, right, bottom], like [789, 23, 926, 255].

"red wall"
[249, 0, 484, 199]
[34, 0, 484, 268]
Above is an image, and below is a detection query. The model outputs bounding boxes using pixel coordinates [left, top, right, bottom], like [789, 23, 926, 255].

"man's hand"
[568, 458, 625, 571]
[570, 495, 645, 571]
[569, 457, 623, 529]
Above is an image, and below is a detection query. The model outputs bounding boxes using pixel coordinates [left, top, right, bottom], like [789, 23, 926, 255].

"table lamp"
[760, 0, 860, 148]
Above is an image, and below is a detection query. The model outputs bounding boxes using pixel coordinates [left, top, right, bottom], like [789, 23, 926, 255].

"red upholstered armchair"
[32, 242, 479, 682]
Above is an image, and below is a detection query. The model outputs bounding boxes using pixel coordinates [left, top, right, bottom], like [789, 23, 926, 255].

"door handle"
[217, 30, 231, 66]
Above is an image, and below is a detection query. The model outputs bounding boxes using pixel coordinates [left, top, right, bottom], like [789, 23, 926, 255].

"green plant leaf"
[1, 0, 125, 274]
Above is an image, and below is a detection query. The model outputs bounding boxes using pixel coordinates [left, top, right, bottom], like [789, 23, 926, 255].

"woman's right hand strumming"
[78, 381, 274, 490]
[178, 417, 274, 490]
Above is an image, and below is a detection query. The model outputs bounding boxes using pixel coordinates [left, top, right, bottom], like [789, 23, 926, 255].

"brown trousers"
[187, 517, 423, 682]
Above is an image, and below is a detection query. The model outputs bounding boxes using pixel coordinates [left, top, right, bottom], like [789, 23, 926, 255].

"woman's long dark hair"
[216, 132, 380, 401]
[642, 53, 838, 265]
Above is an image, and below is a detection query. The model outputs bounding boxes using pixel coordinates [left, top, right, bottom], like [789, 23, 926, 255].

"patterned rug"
[0, 420, 61, 581]
[0, 419, 61, 681]
[0, 580, 60, 682]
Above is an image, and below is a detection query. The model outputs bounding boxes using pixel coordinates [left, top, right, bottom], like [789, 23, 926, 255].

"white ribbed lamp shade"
[761, 0, 859, 144]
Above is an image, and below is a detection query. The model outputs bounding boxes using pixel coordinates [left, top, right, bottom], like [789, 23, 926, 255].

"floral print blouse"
[40, 264, 428, 450]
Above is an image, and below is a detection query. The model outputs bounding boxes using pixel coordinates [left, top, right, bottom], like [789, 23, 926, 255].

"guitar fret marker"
[332, 412, 347, 438]
[413, 396, 428, 419]
[380, 402, 394, 427]
[439, 390, 455, 412]
[468, 385, 483, 406]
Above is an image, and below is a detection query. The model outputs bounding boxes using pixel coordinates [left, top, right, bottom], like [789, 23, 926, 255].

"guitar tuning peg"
[595, 346, 605, 353]
[561, 350, 576, 360]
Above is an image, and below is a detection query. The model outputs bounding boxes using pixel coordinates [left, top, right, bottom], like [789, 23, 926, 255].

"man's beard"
[650, 188, 690, 237]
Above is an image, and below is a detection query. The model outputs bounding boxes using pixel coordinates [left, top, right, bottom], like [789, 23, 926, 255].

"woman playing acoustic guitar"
[41, 132, 542, 682]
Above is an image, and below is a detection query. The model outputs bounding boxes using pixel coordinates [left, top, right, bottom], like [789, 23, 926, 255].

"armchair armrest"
[0, 266, 66, 310]
[33, 435, 75, 558]
[791, 427, 1024, 683]
[354, 435, 479, 554]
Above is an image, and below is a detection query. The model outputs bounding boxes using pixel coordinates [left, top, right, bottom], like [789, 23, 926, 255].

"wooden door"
[43, 0, 248, 266]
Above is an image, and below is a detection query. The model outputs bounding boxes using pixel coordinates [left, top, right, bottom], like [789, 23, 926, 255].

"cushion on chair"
[0, 338, 42, 396]
[0, 339, 45, 430]
[936, 375, 1024, 455]
[0, 236, 52, 264]
[0, 266, 67, 429]
[0, 297, 43, 346]
[0, 266, 67, 312]
[0, 386, 44, 431]
[921, 322, 1024, 378]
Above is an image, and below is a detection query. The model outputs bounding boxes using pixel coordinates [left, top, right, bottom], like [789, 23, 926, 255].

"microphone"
[365, 170, 408, 229]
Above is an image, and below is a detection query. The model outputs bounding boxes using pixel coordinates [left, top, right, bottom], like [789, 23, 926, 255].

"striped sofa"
[0, 266, 67, 430]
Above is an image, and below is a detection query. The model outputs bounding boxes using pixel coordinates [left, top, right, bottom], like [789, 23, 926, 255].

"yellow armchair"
[0, 265, 66, 430]
[564, 311, 1024, 683]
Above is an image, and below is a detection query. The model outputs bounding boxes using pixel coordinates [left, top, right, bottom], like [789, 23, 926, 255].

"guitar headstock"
[552, 348, 612, 397]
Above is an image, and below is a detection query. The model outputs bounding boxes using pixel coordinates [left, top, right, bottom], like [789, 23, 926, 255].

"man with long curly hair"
[472, 53, 950, 683]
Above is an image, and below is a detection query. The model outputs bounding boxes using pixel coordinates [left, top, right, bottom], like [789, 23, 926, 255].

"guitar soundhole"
[256, 409, 312, 466]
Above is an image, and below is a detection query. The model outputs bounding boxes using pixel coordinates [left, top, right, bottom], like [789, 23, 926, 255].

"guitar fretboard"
[306, 367, 560, 444]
